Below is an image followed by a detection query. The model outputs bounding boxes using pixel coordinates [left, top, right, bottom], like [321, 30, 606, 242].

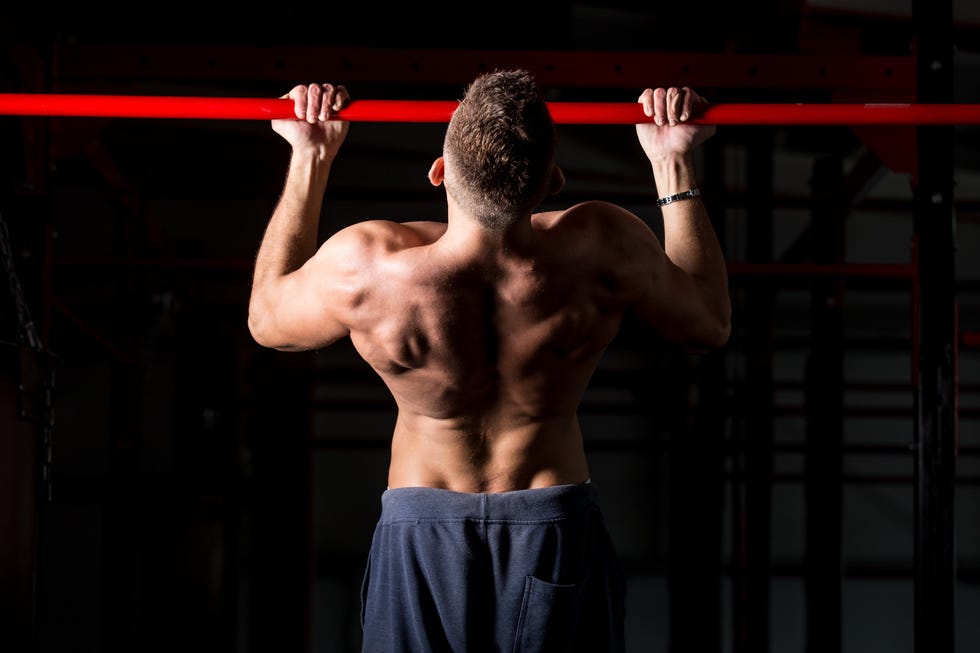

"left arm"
[247, 83, 352, 350]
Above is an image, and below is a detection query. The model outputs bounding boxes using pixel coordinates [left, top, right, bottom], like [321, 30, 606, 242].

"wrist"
[289, 147, 333, 185]
[656, 188, 701, 207]
[650, 153, 696, 196]
[291, 140, 337, 164]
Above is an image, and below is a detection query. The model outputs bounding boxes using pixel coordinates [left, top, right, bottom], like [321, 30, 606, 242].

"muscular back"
[253, 81, 729, 494]
[328, 201, 661, 492]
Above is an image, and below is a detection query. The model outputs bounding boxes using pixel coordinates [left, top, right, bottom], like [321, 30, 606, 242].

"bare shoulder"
[400, 220, 449, 244]
[533, 201, 665, 282]
[534, 201, 655, 238]
[324, 219, 446, 255]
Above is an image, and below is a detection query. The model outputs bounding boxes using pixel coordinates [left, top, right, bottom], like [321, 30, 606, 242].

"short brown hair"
[442, 69, 557, 231]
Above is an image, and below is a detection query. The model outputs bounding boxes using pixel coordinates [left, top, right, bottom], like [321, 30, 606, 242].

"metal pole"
[1, 94, 980, 124]
[912, 0, 957, 650]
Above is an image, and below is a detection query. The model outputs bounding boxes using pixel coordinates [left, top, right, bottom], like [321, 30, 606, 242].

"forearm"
[652, 154, 731, 331]
[252, 150, 332, 290]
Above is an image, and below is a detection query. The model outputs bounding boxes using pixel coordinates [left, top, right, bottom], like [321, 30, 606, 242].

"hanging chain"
[0, 212, 54, 502]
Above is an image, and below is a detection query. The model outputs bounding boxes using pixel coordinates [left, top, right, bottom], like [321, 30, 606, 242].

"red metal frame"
[46, 45, 916, 97]
[3, 93, 978, 124]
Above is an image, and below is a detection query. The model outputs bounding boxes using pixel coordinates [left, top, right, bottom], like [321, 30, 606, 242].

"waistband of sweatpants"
[378, 481, 600, 523]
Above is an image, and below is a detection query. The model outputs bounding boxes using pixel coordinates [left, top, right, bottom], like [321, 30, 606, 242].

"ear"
[549, 165, 565, 195]
[428, 157, 445, 186]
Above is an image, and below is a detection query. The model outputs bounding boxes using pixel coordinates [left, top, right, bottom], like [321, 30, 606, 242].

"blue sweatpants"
[359, 481, 626, 653]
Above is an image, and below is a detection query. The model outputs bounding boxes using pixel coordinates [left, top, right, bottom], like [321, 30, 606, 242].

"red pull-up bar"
[0, 93, 979, 125]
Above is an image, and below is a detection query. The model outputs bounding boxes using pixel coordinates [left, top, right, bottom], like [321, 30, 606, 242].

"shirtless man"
[248, 69, 729, 652]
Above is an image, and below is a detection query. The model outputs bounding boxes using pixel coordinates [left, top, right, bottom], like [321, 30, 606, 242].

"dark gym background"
[2, 1, 979, 651]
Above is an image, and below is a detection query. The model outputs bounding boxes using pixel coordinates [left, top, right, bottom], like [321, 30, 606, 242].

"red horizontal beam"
[47, 46, 916, 94]
[727, 262, 916, 278]
[3, 94, 980, 125]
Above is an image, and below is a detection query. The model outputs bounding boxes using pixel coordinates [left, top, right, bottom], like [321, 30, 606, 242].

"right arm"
[627, 87, 731, 352]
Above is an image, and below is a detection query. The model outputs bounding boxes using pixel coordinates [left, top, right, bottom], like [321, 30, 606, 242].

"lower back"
[386, 411, 591, 493]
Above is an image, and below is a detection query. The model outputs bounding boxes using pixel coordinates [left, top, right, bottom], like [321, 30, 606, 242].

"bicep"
[610, 210, 721, 350]
[629, 255, 719, 349]
[249, 235, 360, 352]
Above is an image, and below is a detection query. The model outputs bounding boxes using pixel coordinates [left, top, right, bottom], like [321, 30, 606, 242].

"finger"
[637, 88, 655, 118]
[306, 83, 322, 123]
[653, 87, 667, 126]
[333, 85, 350, 112]
[319, 84, 348, 121]
[666, 87, 683, 125]
[317, 84, 334, 121]
[679, 87, 695, 122]
[288, 85, 308, 119]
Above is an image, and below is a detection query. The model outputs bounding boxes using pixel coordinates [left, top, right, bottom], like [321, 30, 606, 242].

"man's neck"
[442, 207, 536, 256]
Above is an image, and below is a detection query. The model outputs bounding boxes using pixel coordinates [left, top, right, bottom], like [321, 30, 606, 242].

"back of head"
[443, 69, 558, 231]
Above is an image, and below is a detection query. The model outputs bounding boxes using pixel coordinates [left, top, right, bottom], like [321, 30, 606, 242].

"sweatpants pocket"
[512, 575, 584, 653]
